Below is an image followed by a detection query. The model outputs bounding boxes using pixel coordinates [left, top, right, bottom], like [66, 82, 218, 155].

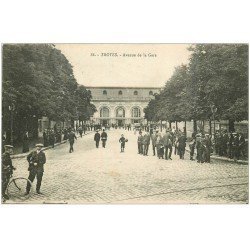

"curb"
[185, 148, 248, 165]
[11, 131, 93, 159]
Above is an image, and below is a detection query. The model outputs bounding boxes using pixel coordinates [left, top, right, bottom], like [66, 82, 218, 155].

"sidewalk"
[11, 131, 93, 159]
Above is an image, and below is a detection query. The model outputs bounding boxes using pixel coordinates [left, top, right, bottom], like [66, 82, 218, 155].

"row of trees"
[144, 44, 248, 133]
[2, 44, 96, 143]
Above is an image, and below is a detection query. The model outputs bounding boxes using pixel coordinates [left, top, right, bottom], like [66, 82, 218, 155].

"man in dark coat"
[2, 145, 15, 200]
[204, 134, 212, 163]
[94, 130, 101, 148]
[25, 144, 46, 194]
[68, 130, 77, 153]
[101, 129, 108, 148]
[78, 126, 83, 138]
[177, 132, 186, 159]
[238, 133, 246, 158]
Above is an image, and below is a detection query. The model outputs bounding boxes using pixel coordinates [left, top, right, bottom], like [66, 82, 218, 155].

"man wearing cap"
[26, 144, 46, 195]
[2, 145, 15, 200]
[94, 130, 101, 148]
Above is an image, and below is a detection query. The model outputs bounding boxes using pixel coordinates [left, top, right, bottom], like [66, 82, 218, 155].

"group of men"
[94, 129, 108, 148]
[214, 130, 246, 160]
[137, 128, 187, 160]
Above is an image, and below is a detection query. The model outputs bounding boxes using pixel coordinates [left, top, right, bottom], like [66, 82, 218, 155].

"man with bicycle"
[2, 145, 15, 200]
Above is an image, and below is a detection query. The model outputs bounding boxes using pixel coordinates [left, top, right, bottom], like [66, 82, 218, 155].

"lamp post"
[8, 103, 15, 146]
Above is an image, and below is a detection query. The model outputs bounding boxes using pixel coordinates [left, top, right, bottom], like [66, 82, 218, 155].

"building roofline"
[85, 86, 162, 89]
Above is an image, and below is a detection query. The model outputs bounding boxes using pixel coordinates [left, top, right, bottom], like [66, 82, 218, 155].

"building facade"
[86, 86, 161, 126]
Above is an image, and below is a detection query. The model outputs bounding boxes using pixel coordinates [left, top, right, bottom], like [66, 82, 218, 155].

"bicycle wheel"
[7, 177, 32, 201]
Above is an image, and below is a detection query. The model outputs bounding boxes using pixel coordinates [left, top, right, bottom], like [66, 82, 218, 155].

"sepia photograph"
[1, 43, 249, 204]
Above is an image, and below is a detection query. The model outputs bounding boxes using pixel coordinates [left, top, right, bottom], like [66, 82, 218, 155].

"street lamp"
[8, 103, 15, 146]
[210, 105, 217, 138]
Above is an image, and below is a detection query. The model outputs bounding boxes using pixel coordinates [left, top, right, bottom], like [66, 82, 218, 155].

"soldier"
[119, 134, 128, 152]
[162, 128, 172, 160]
[101, 129, 108, 148]
[151, 130, 158, 156]
[142, 131, 150, 156]
[177, 132, 186, 159]
[94, 130, 101, 148]
[25, 144, 46, 195]
[68, 129, 77, 153]
[2, 145, 15, 200]
[137, 131, 143, 154]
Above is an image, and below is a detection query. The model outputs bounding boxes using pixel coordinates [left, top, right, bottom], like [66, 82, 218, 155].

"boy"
[119, 134, 128, 152]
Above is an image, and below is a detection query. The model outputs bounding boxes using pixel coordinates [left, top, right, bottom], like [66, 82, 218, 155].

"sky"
[56, 44, 191, 88]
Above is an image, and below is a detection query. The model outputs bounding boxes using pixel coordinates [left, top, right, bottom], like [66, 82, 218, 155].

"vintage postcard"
[1, 43, 248, 204]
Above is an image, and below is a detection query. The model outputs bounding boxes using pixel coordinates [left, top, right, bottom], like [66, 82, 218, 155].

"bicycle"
[6, 173, 33, 201]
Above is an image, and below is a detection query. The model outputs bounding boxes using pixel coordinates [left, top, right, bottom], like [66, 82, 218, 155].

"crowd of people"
[136, 127, 247, 163]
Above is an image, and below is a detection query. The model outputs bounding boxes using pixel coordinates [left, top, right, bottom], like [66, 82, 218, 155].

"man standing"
[68, 129, 77, 153]
[2, 145, 15, 200]
[177, 132, 186, 159]
[143, 131, 150, 156]
[101, 129, 108, 148]
[151, 130, 157, 156]
[137, 131, 143, 154]
[162, 129, 172, 160]
[204, 134, 212, 163]
[26, 144, 46, 195]
[94, 130, 101, 148]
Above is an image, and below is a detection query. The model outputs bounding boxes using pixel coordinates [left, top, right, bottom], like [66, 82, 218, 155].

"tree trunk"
[175, 121, 178, 130]
[184, 121, 187, 136]
[169, 121, 171, 128]
[160, 120, 162, 132]
[229, 119, 235, 132]
[209, 119, 212, 135]
[193, 120, 197, 134]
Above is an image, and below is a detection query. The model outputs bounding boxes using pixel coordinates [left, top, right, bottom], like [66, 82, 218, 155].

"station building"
[86, 86, 161, 126]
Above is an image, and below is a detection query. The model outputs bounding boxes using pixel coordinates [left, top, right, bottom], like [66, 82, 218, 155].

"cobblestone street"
[7, 129, 249, 204]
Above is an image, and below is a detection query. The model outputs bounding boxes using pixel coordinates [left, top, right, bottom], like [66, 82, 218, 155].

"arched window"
[116, 107, 125, 117]
[131, 107, 141, 118]
[100, 107, 109, 117]
[149, 91, 153, 95]
[103, 90, 107, 95]
[134, 91, 138, 95]
[118, 90, 123, 95]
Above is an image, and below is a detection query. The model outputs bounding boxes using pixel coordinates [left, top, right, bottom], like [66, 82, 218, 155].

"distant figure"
[137, 132, 143, 154]
[142, 131, 150, 156]
[101, 129, 108, 148]
[22, 131, 29, 153]
[78, 126, 83, 137]
[68, 130, 77, 153]
[94, 130, 101, 148]
[119, 134, 128, 152]
[177, 132, 186, 159]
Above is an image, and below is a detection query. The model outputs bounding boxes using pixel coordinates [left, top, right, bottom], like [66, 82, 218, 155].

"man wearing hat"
[25, 143, 46, 195]
[151, 130, 158, 156]
[2, 145, 15, 200]
[94, 130, 101, 148]
[101, 129, 108, 148]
